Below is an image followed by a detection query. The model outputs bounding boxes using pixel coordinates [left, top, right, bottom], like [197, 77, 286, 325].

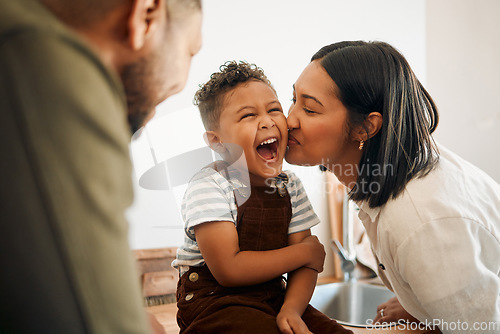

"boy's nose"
[259, 115, 275, 129]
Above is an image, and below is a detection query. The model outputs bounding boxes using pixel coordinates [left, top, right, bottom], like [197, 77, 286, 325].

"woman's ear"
[127, 0, 163, 50]
[355, 112, 383, 141]
[365, 112, 383, 139]
[204, 131, 226, 154]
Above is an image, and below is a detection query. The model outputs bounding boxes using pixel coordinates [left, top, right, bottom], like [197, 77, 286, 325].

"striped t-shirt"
[172, 162, 320, 273]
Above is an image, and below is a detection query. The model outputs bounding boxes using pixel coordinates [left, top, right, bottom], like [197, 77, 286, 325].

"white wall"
[426, 0, 500, 182]
[127, 0, 426, 277]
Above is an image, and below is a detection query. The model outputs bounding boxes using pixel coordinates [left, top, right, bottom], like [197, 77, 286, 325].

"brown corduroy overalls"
[176, 183, 351, 334]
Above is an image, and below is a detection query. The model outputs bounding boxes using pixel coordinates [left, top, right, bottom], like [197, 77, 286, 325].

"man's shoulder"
[0, 0, 122, 99]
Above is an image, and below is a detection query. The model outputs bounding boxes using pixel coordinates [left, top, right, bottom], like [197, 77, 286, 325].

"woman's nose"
[287, 106, 299, 130]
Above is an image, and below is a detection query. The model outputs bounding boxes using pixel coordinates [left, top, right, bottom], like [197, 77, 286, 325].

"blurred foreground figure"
[0, 0, 202, 332]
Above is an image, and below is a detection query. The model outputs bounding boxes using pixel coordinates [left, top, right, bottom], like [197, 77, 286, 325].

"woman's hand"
[277, 307, 312, 334]
[300, 235, 326, 273]
[373, 296, 419, 324]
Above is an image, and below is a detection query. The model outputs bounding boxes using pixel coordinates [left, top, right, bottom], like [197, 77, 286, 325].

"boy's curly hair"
[194, 61, 274, 130]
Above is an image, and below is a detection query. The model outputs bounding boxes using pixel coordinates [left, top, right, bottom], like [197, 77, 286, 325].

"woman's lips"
[288, 134, 300, 146]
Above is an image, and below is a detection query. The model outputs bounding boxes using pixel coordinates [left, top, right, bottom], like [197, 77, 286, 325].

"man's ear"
[127, 0, 163, 50]
[354, 112, 383, 141]
[204, 131, 226, 154]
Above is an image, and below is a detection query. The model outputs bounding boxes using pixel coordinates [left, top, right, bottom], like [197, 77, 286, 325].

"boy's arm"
[277, 229, 320, 334]
[194, 221, 324, 287]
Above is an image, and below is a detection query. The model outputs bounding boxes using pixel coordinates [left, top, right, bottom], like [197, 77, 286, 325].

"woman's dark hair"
[194, 60, 273, 130]
[312, 41, 439, 208]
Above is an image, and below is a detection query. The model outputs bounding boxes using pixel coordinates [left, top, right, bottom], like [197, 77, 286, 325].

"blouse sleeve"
[396, 217, 500, 332]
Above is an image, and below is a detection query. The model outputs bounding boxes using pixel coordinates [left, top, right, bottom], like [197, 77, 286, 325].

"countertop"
[147, 303, 440, 334]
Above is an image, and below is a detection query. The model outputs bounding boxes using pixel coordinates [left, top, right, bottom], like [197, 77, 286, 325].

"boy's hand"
[277, 307, 312, 334]
[301, 235, 326, 273]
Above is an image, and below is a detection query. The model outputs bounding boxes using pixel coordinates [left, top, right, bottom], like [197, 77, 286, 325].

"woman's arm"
[276, 229, 319, 334]
[194, 221, 325, 287]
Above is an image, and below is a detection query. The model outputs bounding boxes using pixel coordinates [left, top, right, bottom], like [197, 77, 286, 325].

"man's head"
[42, 0, 203, 133]
[195, 61, 288, 183]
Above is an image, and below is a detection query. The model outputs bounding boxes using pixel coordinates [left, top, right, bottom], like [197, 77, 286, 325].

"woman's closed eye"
[291, 98, 315, 114]
[303, 107, 316, 114]
[291, 94, 318, 114]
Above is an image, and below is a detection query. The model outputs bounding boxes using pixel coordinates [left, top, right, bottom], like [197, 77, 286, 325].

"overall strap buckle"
[275, 173, 289, 197]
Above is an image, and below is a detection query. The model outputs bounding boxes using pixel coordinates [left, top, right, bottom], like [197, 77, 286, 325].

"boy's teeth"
[259, 138, 277, 146]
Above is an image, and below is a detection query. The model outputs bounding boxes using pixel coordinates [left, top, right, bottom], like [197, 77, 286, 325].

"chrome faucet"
[331, 192, 357, 281]
[331, 239, 357, 281]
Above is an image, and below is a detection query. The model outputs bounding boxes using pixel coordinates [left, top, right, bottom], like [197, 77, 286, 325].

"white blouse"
[357, 145, 500, 333]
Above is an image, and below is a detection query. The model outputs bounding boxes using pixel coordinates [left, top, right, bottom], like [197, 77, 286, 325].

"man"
[0, 0, 202, 332]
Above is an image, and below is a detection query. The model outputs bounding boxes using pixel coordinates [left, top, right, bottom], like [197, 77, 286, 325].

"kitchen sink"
[310, 282, 395, 328]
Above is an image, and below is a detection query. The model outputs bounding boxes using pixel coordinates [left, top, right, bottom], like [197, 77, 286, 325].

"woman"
[286, 41, 500, 333]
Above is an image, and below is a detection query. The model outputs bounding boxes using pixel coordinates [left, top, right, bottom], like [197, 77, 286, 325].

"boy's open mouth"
[256, 137, 279, 161]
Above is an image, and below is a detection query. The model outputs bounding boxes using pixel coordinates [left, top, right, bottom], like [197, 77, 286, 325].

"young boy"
[172, 61, 351, 334]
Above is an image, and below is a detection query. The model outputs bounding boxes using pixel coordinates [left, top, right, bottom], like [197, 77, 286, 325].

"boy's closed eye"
[269, 108, 283, 114]
[240, 109, 282, 120]
[240, 113, 256, 120]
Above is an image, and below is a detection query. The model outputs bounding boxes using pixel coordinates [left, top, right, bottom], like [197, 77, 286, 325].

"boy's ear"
[204, 131, 226, 153]
[127, 0, 163, 50]
[354, 112, 383, 141]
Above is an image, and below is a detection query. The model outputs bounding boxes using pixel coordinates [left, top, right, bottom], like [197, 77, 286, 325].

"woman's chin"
[285, 152, 310, 166]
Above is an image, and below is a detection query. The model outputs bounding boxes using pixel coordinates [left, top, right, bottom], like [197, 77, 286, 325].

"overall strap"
[235, 174, 292, 252]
